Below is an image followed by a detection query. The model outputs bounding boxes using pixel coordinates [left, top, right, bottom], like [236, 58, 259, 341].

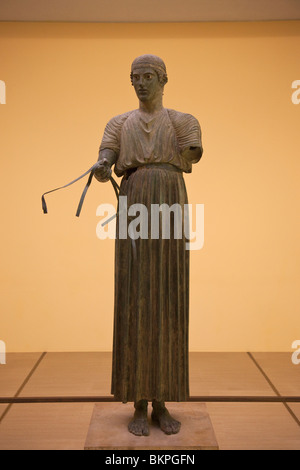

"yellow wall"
[0, 21, 299, 352]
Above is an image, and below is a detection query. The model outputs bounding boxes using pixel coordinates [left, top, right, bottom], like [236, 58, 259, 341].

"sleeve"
[168, 109, 202, 153]
[99, 112, 130, 155]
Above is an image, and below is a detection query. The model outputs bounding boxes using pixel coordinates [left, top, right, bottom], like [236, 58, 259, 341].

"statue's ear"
[161, 74, 168, 87]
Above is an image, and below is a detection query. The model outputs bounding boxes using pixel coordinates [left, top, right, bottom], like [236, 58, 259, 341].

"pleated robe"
[100, 108, 202, 403]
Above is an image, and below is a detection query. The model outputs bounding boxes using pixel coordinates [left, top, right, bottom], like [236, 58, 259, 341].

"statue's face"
[131, 67, 163, 102]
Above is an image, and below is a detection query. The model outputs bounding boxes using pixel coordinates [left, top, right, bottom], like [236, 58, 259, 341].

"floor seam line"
[0, 352, 47, 423]
[247, 352, 300, 427]
[247, 352, 281, 396]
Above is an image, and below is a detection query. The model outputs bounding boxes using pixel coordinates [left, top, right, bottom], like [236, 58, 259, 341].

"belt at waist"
[124, 163, 182, 178]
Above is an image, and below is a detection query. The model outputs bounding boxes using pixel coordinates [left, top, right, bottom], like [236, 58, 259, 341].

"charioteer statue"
[94, 54, 203, 436]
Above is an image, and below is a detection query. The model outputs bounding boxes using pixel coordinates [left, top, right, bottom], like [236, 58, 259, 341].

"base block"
[84, 402, 219, 450]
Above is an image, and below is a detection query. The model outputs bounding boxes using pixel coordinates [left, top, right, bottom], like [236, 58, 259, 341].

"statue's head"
[130, 54, 168, 103]
[130, 54, 168, 87]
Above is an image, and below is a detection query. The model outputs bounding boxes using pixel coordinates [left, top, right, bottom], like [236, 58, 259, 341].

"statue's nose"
[138, 76, 146, 86]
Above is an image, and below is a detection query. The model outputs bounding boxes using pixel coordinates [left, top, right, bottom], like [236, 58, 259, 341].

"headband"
[131, 55, 167, 74]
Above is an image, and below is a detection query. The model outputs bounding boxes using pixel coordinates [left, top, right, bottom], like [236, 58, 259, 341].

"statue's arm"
[181, 145, 203, 164]
[167, 109, 203, 165]
[94, 112, 130, 182]
[94, 148, 117, 183]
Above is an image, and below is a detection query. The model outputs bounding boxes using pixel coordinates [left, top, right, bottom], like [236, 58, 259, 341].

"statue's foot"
[128, 400, 149, 436]
[151, 402, 181, 435]
[128, 416, 149, 436]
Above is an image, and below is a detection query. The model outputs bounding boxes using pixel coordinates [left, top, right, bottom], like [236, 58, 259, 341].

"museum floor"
[0, 352, 299, 450]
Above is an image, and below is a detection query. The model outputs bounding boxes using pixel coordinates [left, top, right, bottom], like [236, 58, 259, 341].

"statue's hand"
[94, 159, 112, 182]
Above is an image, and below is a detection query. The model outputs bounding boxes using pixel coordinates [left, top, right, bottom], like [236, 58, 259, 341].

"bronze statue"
[94, 54, 203, 436]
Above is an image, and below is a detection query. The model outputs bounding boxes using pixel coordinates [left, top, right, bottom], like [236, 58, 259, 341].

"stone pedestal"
[84, 402, 219, 450]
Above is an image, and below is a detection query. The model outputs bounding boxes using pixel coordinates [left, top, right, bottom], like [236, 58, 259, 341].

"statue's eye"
[145, 74, 153, 80]
[133, 75, 140, 81]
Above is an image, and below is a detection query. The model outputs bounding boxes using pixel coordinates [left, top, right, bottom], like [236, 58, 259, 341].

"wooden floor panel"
[0, 403, 95, 450]
[189, 352, 275, 396]
[207, 402, 300, 450]
[0, 404, 8, 416]
[19, 352, 112, 397]
[0, 353, 42, 397]
[251, 352, 300, 396]
[289, 403, 300, 421]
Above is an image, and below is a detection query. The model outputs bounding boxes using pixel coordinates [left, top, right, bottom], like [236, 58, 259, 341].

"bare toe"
[161, 416, 181, 435]
[128, 418, 149, 436]
[151, 408, 181, 435]
[168, 417, 181, 434]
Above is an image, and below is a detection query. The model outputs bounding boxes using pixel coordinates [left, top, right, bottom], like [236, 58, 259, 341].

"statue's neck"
[139, 96, 164, 114]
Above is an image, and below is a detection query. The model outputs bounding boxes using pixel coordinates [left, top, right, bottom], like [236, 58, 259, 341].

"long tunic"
[100, 108, 202, 403]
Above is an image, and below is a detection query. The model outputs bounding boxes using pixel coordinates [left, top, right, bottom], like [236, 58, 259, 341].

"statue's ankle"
[134, 399, 148, 412]
[152, 400, 166, 413]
